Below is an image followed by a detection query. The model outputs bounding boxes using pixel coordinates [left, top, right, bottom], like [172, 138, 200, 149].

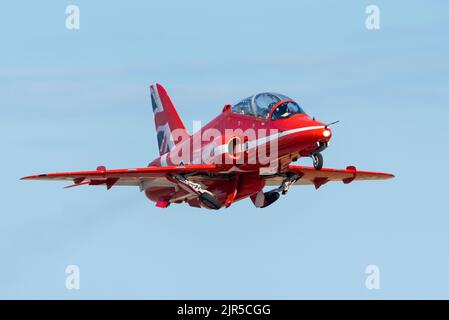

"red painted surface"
[22, 84, 394, 210]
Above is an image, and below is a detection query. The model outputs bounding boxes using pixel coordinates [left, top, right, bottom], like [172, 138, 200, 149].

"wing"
[21, 164, 219, 189]
[264, 165, 394, 189]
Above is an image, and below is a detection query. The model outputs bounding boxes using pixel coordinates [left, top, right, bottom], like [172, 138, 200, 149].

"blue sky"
[0, 0, 448, 299]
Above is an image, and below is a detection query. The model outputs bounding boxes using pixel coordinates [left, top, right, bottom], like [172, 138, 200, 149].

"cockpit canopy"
[231, 92, 306, 120]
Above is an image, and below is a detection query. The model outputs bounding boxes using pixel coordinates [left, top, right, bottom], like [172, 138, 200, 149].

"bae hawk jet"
[22, 84, 394, 210]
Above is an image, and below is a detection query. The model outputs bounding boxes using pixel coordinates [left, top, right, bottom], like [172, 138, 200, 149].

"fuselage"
[146, 93, 332, 208]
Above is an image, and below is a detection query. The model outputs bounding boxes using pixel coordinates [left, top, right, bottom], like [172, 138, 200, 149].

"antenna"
[325, 120, 340, 128]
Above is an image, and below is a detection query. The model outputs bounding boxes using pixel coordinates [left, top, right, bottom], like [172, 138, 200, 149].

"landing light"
[323, 129, 331, 138]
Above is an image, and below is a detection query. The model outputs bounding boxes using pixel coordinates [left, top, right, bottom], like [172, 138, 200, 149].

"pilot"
[272, 103, 291, 119]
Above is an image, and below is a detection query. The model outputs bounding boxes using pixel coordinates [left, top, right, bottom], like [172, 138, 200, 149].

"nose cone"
[271, 116, 333, 156]
[322, 126, 332, 142]
[311, 120, 332, 142]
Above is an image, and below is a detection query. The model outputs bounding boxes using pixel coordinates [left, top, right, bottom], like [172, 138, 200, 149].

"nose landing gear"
[310, 141, 327, 170]
[311, 152, 323, 170]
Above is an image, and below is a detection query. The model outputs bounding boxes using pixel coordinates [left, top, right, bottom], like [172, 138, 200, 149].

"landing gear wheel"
[312, 153, 323, 170]
[199, 193, 221, 210]
[261, 191, 280, 208]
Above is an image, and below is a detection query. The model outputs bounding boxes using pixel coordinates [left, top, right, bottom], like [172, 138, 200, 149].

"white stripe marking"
[160, 153, 168, 166]
[151, 85, 164, 114]
[213, 125, 324, 156]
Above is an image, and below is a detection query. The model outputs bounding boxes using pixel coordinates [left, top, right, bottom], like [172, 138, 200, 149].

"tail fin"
[150, 84, 189, 155]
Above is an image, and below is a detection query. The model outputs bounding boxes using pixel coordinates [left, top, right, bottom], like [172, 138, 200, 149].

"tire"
[199, 193, 221, 210]
[312, 153, 323, 170]
[261, 191, 280, 208]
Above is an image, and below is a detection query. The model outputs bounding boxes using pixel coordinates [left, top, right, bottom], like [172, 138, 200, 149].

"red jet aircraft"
[22, 84, 394, 210]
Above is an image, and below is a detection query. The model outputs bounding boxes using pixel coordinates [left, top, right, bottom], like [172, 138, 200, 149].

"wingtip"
[381, 172, 395, 179]
[20, 174, 46, 180]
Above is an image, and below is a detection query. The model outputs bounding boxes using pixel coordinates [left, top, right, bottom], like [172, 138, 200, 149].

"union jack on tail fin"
[149, 84, 190, 156]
